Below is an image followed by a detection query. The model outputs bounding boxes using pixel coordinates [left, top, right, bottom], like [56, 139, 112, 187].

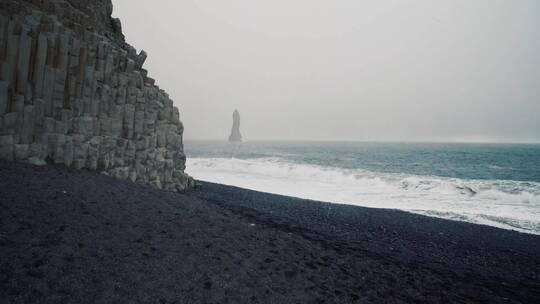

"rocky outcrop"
[228, 109, 242, 142]
[0, 0, 194, 191]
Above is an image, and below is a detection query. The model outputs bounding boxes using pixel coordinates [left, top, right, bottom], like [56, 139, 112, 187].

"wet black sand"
[1, 161, 539, 303]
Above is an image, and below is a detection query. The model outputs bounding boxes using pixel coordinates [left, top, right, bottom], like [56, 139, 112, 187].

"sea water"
[185, 141, 540, 235]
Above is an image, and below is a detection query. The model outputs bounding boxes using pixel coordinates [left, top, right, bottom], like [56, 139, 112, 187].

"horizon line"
[183, 139, 540, 145]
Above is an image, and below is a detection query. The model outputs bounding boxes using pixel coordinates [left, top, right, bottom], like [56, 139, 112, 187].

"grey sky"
[114, 0, 540, 143]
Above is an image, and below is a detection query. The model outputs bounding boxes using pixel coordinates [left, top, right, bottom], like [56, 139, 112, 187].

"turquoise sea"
[185, 141, 540, 234]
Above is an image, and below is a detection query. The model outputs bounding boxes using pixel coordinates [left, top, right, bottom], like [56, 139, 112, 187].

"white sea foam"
[187, 157, 540, 234]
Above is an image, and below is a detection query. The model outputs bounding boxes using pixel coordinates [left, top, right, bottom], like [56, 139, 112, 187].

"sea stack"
[228, 109, 242, 142]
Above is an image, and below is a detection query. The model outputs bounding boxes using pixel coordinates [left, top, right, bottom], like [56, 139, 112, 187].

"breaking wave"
[187, 157, 540, 235]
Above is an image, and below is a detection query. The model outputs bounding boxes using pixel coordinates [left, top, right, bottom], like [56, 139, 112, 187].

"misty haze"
[1, 1, 539, 303]
[115, 0, 539, 143]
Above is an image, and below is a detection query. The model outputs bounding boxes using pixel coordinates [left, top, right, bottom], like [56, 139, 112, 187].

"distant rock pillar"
[228, 109, 242, 142]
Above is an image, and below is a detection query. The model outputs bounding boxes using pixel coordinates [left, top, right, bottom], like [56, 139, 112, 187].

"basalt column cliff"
[0, 0, 194, 191]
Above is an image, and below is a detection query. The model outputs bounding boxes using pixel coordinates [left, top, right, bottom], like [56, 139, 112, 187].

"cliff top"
[0, 0, 124, 42]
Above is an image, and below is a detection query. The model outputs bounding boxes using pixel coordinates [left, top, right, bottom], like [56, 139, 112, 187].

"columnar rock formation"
[0, 0, 194, 191]
[228, 109, 242, 142]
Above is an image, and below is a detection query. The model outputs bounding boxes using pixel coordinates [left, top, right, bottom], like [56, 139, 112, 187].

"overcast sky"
[113, 0, 540, 143]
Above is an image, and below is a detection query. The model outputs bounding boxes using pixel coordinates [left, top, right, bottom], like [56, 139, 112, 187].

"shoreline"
[190, 177, 540, 236]
[191, 181, 540, 273]
[1, 161, 539, 303]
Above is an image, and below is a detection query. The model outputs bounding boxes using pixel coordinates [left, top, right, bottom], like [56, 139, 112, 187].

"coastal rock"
[228, 109, 242, 142]
[0, 0, 193, 191]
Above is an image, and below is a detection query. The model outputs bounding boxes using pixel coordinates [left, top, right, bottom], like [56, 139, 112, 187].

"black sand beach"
[1, 161, 539, 303]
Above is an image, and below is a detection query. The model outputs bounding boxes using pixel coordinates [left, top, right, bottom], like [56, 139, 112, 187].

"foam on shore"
[187, 157, 540, 234]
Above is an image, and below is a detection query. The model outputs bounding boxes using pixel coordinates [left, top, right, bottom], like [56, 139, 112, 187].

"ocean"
[184, 141, 540, 235]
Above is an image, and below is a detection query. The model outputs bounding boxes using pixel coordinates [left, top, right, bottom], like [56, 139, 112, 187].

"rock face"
[0, 0, 194, 191]
[228, 109, 242, 142]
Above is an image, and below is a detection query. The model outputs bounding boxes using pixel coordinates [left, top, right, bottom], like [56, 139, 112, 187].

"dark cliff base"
[1, 161, 539, 303]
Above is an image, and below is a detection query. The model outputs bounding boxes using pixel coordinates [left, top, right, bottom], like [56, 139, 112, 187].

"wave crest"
[187, 157, 540, 234]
